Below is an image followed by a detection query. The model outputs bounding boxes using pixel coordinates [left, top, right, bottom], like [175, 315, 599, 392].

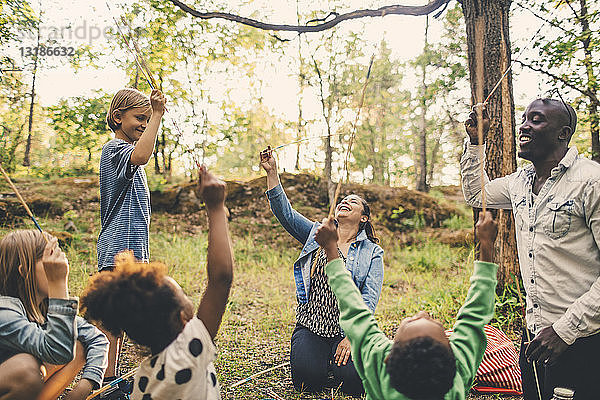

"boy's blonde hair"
[0, 230, 50, 324]
[106, 88, 151, 132]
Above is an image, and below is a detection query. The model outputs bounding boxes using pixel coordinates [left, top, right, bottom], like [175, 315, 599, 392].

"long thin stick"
[0, 164, 47, 240]
[473, 21, 547, 109]
[273, 134, 334, 151]
[230, 361, 289, 389]
[514, 277, 543, 400]
[106, 2, 200, 167]
[328, 53, 375, 218]
[86, 368, 138, 400]
[265, 389, 286, 400]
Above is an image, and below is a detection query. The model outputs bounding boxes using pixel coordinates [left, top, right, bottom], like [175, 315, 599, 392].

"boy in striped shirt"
[97, 88, 166, 393]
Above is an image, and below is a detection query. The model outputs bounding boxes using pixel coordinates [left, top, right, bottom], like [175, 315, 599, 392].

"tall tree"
[0, 73, 29, 172]
[408, 4, 468, 190]
[351, 40, 407, 185]
[416, 16, 430, 192]
[0, 0, 37, 171]
[0, 0, 37, 46]
[22, 19, 40, 167]
[461, 0, 518, 286]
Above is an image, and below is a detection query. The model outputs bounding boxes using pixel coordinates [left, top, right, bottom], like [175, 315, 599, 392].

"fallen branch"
[168, 0, 451, 33]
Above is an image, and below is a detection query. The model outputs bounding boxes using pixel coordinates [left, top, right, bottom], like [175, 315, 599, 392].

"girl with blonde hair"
[0, 230, 108, 400]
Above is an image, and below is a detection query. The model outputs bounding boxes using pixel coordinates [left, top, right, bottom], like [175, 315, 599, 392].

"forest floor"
[0, 173, 523, 399]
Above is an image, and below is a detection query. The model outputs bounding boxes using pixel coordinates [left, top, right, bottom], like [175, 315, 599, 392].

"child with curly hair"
[82, 166, 233, 400]
[0, 231, 108, 400]
[314, 211, 499, 400]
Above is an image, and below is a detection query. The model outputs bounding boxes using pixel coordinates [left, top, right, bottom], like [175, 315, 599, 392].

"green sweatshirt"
[325, 258, 498, 400]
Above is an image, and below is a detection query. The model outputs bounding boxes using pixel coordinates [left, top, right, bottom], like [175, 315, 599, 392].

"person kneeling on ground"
[314, 211, 499, 399]
[0, 232, 108, 400]
[81, 166, 233, 400]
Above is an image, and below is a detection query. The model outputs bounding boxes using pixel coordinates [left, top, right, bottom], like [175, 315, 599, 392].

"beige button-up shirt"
[461, 143, 600, 344]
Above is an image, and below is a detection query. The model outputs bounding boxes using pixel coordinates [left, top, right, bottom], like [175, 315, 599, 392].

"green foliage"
[397, 241, 459, 272]
[442, 214, 472, 230]
[521, 0, 600, 158]
[352, 41, 410, 185]
[407, 3, 469, 189]
[214, 103, 290, 178]
[145, 169, 170, 192]
[47, 92, 112, 168]
[492, 275, 524, 336]
[0, 0, 38, 46]
[0, 71, 29, 171]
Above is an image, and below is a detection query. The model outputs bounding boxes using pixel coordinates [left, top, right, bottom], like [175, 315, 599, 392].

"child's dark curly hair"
[386, 336, 456, 399]
[81, 252, 186, 353]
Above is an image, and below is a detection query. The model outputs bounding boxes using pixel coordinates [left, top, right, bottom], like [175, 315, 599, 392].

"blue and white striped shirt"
[97, 138, 150, 270]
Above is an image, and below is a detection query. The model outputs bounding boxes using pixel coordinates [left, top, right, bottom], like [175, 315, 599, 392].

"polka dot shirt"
[131, 317, 220, 400]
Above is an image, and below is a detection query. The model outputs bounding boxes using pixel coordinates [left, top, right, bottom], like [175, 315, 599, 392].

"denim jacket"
[266, 183, 384, 312]
[0, 296, 108, 388]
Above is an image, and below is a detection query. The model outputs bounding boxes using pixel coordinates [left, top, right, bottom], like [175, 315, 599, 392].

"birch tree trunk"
[416, 16, 429, 192]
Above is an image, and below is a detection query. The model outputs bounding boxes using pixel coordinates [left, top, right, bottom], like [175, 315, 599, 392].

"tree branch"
[168, 0, 451, 33]
[516, 60, 600, 105]
[563, 0, 582, 23]
[513, 1, 575, 36]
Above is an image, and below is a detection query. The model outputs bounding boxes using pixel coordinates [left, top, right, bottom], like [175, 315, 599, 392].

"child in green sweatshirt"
[314, 211, 499, 400]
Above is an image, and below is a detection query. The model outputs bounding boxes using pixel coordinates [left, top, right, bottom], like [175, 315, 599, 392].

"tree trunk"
[590, 102, 599, 162]
[161, 131, 171, 179]
[462, 0, 518, 287]
[295, 1, 304, 171]
[153, 146, 160, 174]
[313, 58, 335, 202]
[372, 107, 386, 184]
[23, 25, 40, 167]
[416, 16, 429, 192]
[134, 64, 139, 89]
[578, 0, 600, 162]
[324, 132, 334, 202]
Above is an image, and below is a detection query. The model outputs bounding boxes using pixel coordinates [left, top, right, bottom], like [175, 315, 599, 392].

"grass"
[0, 207, 523, 400]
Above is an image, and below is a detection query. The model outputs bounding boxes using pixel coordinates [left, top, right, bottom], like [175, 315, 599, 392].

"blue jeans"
[290, 325, 364, 396]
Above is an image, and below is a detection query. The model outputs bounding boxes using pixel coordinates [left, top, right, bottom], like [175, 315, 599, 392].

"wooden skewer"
[230, 361, 289, 389]
[328, 53, 375, 218]
[0, 164, 47, 242]
[265, 389, 286, 400]
[514, 277, 543, 400]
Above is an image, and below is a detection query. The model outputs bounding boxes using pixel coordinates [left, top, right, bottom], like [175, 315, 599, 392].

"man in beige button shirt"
[460, 98, 600, 400]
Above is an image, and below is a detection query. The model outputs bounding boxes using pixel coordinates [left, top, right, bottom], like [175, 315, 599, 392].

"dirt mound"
[151, 173, 459, 233]
[1, 173, 466, 245]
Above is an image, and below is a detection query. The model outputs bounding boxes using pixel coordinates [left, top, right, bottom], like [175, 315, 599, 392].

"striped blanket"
[446, 324, 522, 395]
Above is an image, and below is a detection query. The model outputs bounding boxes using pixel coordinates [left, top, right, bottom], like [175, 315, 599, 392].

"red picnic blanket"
[446, 324, 522, 395]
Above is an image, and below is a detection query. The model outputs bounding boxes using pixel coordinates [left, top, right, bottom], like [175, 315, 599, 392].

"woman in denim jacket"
[260, 147, 384, 396]
[0, 230, 108, 400]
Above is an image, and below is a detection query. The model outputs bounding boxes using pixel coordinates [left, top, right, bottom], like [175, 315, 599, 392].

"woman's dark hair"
[358, 197, 379, 244]
[81, 252, 186, 353]
[386, 336, 456, 399]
